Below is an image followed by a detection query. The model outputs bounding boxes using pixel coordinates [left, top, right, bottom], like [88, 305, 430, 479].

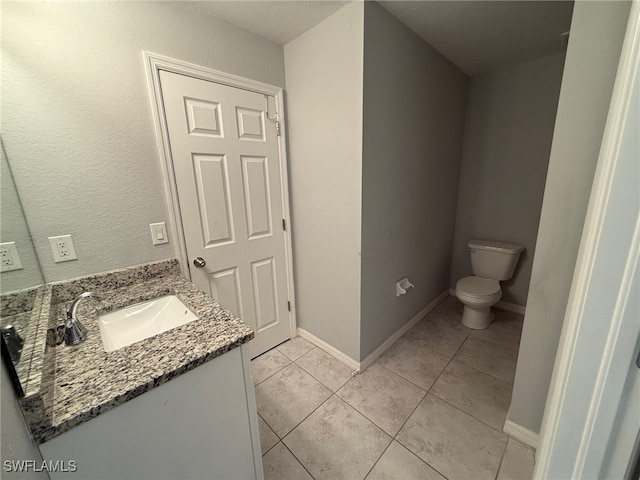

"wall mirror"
[1, 137, 46, 397]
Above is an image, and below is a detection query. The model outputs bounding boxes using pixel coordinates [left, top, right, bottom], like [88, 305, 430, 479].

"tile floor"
[251, 296, 536, 480]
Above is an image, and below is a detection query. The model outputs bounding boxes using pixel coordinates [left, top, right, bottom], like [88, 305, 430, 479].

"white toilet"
[455, 240, 523, 329]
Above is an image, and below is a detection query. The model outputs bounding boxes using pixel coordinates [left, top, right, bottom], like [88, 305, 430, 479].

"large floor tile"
[284, 396, 392, 480]
[376, 338, 449, 390]
[258, 415, 279, 455]
[434, 295, 464, 314]
[263, 442, 313, 480]
[471, 315, 523, 351]
[495, 308, 525, 327]
[403, 319, 469, 357]
[296, 347, 354, 392]
[337, 363, 425, 436]
[430, 360, 512, 430]
[425, 296, 470, 333]
[454, 336, 519, 383]
[251, 348, 291, 386]
[256, 363, 332, 437]
[277, 336, 316, 361]
[365, 441, 445, 480]
[397, 394, 507, 480]
[497, 438, 536, 480]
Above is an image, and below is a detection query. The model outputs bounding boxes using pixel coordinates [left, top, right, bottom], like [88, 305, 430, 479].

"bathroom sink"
[99, 295, 197, 352]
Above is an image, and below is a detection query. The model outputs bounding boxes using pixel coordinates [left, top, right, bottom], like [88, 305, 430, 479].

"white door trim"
[142, 51, 298, 339]
[535, 3, 639, 478]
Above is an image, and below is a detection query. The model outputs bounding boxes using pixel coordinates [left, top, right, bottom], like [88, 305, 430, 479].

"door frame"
[142, 51, 297, 339]
[535, 2, 639, 478]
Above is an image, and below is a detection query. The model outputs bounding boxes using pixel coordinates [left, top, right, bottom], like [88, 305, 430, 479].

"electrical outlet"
[1, 249, 12, 266]
[0, 242, 23, 272]
[48, 235, 78, 263]
[57, 240, 70, 257]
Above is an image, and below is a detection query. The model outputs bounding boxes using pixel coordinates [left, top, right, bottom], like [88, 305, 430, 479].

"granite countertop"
[20, 260, 254, 444]
[1, 286, 48, 397]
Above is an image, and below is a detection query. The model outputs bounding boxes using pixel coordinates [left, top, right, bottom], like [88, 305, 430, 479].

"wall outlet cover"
[0, 242, 23, 272]
[48, 235, 78, 263]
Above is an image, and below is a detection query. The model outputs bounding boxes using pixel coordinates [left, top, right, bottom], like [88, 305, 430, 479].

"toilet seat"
[455, 276, 501, 306]
[456, 276, 500, 298]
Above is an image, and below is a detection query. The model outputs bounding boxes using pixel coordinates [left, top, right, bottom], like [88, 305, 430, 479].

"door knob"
[193, 257, 206, 268]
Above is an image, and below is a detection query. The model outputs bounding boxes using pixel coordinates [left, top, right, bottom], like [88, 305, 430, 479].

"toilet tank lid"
[468, 240, 524, 254]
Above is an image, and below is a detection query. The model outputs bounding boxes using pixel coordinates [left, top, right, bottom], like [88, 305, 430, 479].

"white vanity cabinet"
[39, 345, 263, 480]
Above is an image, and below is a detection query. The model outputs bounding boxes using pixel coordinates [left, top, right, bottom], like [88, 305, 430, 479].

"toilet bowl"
[455, 276, 502, 329]
[455, 239, 523, 329]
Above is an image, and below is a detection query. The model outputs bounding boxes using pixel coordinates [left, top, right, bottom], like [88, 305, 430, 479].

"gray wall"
[360, 2, 468, 359]
[508, 0, 632, 434]
[284, 3, 364, 361]
[450, 52, 566, 306]
[1, 1, 285, 283]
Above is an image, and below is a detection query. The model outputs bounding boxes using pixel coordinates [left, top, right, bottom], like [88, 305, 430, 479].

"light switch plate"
[150, 222, 169, 245]
[0, 242, 23, 272]
[49, 235, 78, 262]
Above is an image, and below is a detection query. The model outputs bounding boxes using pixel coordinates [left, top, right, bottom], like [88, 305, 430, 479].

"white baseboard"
[297, 289, 450, 375]
[296, 328, 361, 373]
[359, 290, 450, 371]
[448, 288, 526, 315]
[503, 419, 539, 449]
[496, 301, 526, 315]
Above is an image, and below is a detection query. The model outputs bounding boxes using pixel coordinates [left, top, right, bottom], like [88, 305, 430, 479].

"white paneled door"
[159, 70, 291, 358]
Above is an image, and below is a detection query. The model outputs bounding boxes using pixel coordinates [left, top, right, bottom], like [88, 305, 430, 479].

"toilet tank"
[468, 240, 524, 281]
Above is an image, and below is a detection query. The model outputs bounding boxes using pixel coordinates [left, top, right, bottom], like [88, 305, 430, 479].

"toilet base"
[461, 305, 494, 329]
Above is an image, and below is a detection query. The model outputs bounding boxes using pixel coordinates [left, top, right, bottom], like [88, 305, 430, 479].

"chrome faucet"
[65, 292, 105, 346]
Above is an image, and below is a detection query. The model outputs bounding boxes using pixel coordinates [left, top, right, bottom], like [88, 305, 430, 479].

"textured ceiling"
[195, 1, 574, 76]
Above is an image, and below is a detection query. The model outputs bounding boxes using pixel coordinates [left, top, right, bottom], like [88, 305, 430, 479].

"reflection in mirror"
[0, 136, 45, 396]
